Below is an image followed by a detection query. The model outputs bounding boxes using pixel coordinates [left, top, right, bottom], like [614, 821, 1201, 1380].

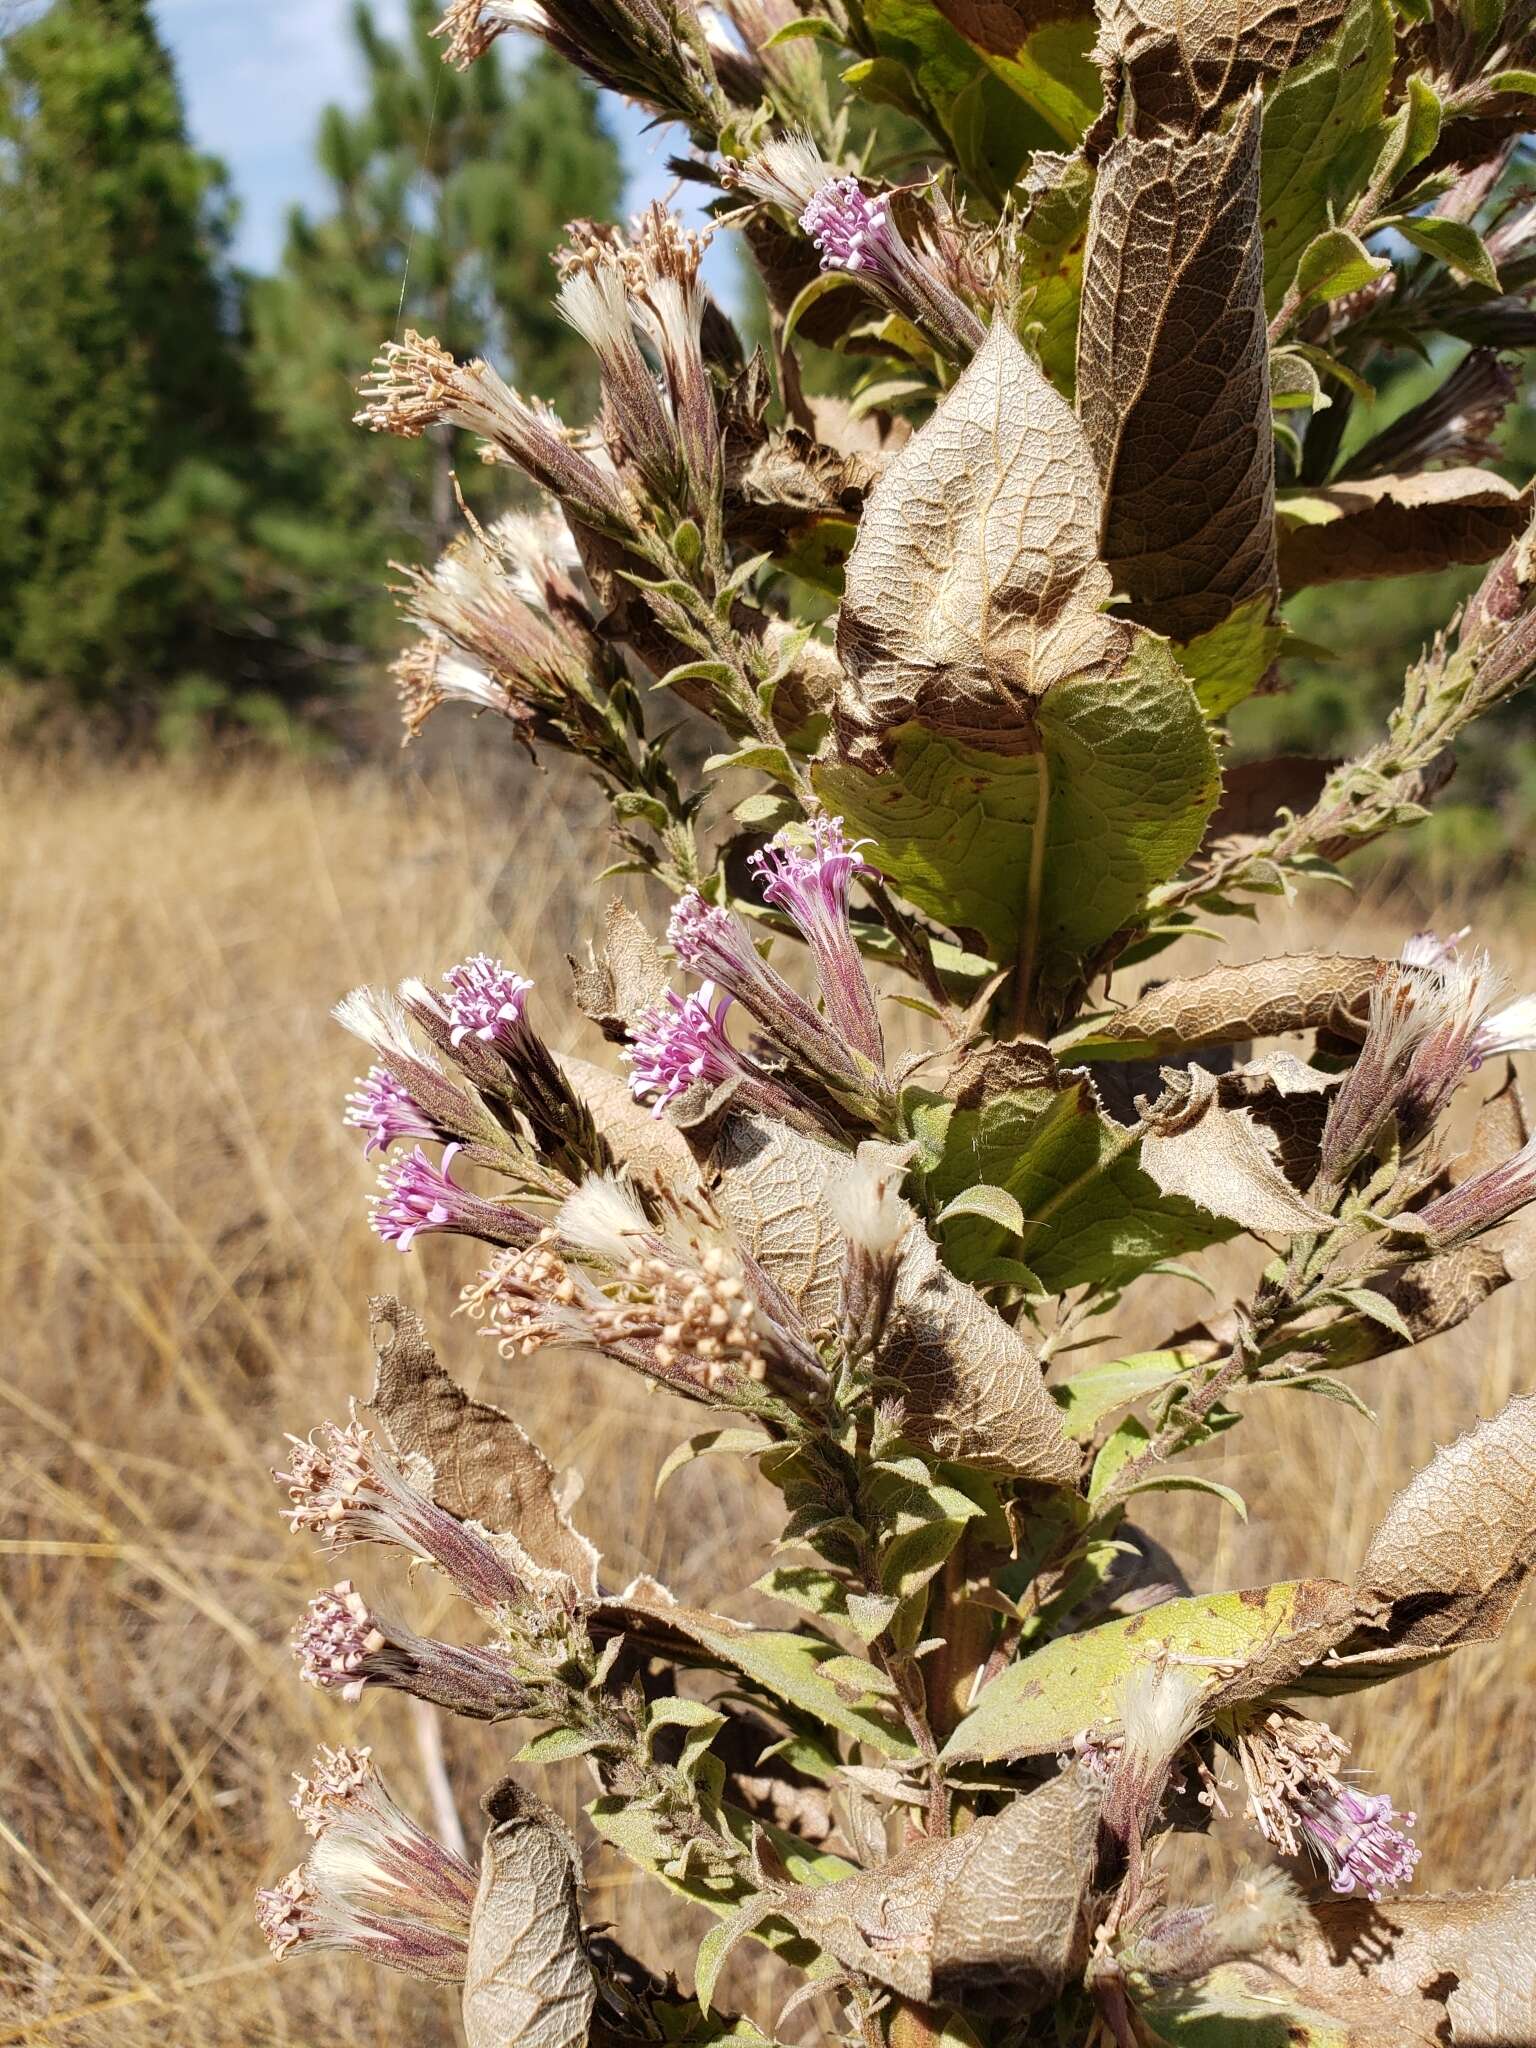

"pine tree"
[250, 1, 624, 621]
[0, 0, 262, 712]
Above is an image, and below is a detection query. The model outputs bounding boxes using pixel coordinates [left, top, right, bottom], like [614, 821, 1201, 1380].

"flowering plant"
[263, 2, 1536, 2040]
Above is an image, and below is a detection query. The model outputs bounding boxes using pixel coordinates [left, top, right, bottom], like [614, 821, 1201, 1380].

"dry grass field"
[2, 744, 1533, 2046]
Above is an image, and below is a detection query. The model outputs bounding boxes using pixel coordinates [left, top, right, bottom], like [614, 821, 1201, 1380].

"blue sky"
[154, 0, 695, 274]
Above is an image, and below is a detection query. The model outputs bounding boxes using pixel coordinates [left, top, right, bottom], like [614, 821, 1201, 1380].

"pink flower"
[668, 891, 860, 1082]
[800, 176, 902, 278]
[749, 818, 885, 1067]
[1295, 1783, 1421, 1901]
[442, 954, 535, 1051]
[369, 1143, 534, 1252]
[293, 1581, 528, 1719]
[625, 983, 745, 1114]
[344, 1065, 439, 1156]
[1416, 1132, 1536, 1244]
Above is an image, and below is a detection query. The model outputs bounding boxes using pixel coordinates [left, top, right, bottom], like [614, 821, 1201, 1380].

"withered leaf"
[769, 1773, 1101, 2011]
[834, 319, 1130, 759]
[1277, 472, 1533, 589]
[368, 1297, 601, 1600]
[1183, 1884, 1536, 2046]
[1137, 1065, 1329, 1235]
[1078, 94, 1278, 644]
[1356, 1391, 1536, 1654]
[708, 1116, 1078, 1481]
[878, 1221, 1082, 1480]
[567, 900, 669, 1044]
[708, 1115, 844, 1338]
[561, 1054, 703, 1204]
[1096, 0, 1347, 136]
[463, 1781, 596, 2048]
[932, 0, 1091, 60]
[1060, 953, 1381, 1061]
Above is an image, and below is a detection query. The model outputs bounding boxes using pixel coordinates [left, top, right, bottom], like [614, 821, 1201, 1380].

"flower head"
[1295, 1782, 1422, 1900]
[1234, 1709, 1419, 1903]
[345, 1066, 440, 1157]
[355, 331, 629, 527]
[1416, 1131, 1536, 1244]
[625, 982, 744, 1114]
[729, 132, 839, 216]
[275, 1414, 523, 1611]
[556, 1172, 656, 1263]
[257, 1745, 476, 1981]
[370, 1143, 535, 1253]
[667, 890, 860, 1084]
[443, 954, 536, 1052]
[294, 1581, 530, 1719]
[801, 176, 898, 276]
[749, 818, 886, 1068]
[1321, 951, 1500, 1181]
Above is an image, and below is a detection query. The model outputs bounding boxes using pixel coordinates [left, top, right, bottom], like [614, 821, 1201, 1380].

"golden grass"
[2, 747, 1532, 2045]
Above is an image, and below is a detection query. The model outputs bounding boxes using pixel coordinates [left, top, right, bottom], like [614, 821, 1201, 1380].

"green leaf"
[1173, 593, 1285, 717]
[695, 1897, 774, 2014]
[845, 1589, 902, 1643]
[514, 1725, 609, 1765]
[921, 1067, 1234, 1295]
[1088, 1414, 1151, 1504]
[874, 1474, 984, 1601]
[857, 0, 1070, 199]
[656, 1428, 775, 1497]
[1293, 226, 1390, 309]
[660, 1614, 919, 1757]
[940, 1580, 1355, 1764]
[958, 12, 1101, 146]
[1383, 213, 1500, 290]
[1369, 72, 1442, 187]
[1490, 68, 1536, 94]
[754, 1565, 850, 1622]
[935, 1183, 1027, 1236]
[1011, 149, 1094, 397]
[1134, 1966, 1356, 2044]
[1259, 0, 1395, 315]
[1053, 1351, 1197, 1439]
[1325, 1284, 1413, 1344]
[815, 636, 1218, 991]
[1120, 1471, 1248, 1520]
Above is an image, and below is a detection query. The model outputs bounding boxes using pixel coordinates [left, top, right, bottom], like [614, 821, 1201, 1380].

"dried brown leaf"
[769, 1772, 1101, 2010]
[835, 319, 1130, 761]
[708, 1116, 1078, 1480]
[1139, 1065, 1328, 1233]
[1277, 472, 1533, 590]
[1210, 1883, 1536, 2045]
[1064, 953, 1381, 1058]
[561, 1054, 703, 1203]
[1356, 1392, 1536, 1654]
[1078, 94, 1278, 643]
[1097, 0, 1346, 136]
[568, 901, 669, 1045]
[462, 1781, 596, 2048]
[368, 1297, 602, 1599]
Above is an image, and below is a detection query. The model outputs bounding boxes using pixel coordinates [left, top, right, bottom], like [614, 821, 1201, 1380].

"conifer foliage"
[265, 3, 1536, 2042]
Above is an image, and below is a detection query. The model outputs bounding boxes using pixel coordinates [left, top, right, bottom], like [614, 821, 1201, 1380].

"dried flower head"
[1233, 1709, 1419, 1901]
[275, 1414, 523, 1611]
[556, 1171, 656, 1264]
[294, 1581, 530, 1719]
[356, 331, 629, 527]
[257, 1745, 476, 1981]
[1320, 951, 1500, 1181]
